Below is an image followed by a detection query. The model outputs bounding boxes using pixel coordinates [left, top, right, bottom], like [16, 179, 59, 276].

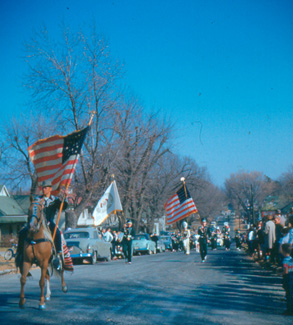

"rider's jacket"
[38, 195, 68, 223]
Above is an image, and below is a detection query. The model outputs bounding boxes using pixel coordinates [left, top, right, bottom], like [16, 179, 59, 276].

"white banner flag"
[92, 180, 123, 226]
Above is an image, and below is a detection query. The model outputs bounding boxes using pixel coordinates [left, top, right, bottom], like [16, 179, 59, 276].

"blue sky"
[0, 0, 292, 186]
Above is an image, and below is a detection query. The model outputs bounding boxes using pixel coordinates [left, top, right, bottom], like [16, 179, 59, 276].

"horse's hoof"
[39, 304, 46, 310]
[62, 285, 68, 293]
[45, 296, 50, 301]
[19, 298, 26, 309]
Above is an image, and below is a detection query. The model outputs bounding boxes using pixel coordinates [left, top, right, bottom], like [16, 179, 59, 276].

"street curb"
[0, 268, 17, 275]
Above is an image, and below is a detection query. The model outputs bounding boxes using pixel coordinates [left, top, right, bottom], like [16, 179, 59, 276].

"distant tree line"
[224, 167, 293, 224]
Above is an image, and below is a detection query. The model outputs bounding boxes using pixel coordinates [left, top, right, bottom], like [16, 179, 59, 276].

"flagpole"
[52, 112, 96, 242]
[180, 177, 188, 199]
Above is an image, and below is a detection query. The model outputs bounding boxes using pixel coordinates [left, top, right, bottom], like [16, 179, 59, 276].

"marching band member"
[198, 218, 209, 262]
[182, 221, 191, 255]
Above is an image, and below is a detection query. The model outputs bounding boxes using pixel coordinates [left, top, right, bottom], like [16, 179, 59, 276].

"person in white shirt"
[182, 221, 191, 255]
[102, 228, 114, 243]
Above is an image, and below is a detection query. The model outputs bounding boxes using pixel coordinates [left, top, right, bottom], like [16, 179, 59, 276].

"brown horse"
[19, 199, 67, 309]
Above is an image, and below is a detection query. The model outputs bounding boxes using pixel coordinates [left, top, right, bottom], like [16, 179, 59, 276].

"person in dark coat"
[124, 220, 135, 264]
[235, 229, 243, 250]
[198, 218, 209, 262]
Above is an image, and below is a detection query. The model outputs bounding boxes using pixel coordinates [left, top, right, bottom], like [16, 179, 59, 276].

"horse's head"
[28, 200, 45, 234]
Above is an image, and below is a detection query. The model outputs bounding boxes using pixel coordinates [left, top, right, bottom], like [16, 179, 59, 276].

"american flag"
[28, 126, 89, 195]
[164, 185, 198, 225]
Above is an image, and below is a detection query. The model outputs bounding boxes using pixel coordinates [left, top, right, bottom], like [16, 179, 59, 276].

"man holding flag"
[16, 181, 68, 270]
[164, 177, 198, 225]
[15, 123, 90, 271]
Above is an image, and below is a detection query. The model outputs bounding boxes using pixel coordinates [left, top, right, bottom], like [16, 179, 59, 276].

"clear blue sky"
[0, 0, 292, 186]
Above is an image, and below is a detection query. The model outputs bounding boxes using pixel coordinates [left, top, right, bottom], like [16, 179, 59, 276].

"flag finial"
[88, 111, 96, 126]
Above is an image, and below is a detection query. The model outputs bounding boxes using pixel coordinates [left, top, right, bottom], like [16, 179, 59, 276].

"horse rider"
[182, 221, 191, 255]
[198, 218, 209, 263]
[16, 180, 68, 270]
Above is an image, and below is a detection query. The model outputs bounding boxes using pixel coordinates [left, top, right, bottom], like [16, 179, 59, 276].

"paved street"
[0, 242, 288, 325]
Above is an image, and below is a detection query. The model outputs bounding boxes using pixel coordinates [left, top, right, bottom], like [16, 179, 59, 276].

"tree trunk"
[65, 210, 77, 230]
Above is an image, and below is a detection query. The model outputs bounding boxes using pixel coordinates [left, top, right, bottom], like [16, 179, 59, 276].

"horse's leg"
[19, 261, 31, 308]
[39, 263, 48, 309]
[61, 261, 68, 293]
[45, 272, 51, 301]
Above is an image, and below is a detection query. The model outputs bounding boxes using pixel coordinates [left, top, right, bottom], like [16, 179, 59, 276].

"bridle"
[29, 200, 44, 233]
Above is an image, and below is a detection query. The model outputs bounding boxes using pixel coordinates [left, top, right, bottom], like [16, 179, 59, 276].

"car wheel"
[4, 249, 13, 261]
[90, 251, 97, 264]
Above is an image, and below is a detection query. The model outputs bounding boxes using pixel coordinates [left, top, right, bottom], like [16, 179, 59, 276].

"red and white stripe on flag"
[164, 191, 198, 225]
[28, 127, 88, 195]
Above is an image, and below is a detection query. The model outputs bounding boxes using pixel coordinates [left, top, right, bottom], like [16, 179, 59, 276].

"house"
[0, 185, 28, 242]
[261, 195, 293, 222]
[77, 207, 94, 227]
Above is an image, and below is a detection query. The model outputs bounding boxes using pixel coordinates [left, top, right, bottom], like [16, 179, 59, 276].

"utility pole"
[250, 184, 255, 225]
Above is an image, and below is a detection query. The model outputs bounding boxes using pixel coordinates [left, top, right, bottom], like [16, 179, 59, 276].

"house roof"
[0, 196, 26, 216]
[0, 216, 28, 224]
[261, 195, 291, 211]
[0, 184, 10, 197]
[281, 201, 293, 214]
[13, 195, 31, 213]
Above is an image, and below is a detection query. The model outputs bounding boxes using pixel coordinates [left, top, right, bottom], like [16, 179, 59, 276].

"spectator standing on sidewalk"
[247, 225, 256, 256]
[103, 227, 114, 243]
[264, 215, 276, 262]
[274, 213, 284, 265]
[111, 230, 118, 259]
[235, 229, 243, 250]
[256, 221, 265, 260]
[281, 243, 293, 315]
[150, 233, 159, 251]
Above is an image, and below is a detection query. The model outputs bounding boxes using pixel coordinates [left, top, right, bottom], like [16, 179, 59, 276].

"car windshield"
[64, 232, 90, 239]
[134, 235, 147, 240]
[161, 236, 170, 241]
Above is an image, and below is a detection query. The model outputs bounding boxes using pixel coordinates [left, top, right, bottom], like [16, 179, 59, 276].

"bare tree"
[110, 98, 172, 232]
[224, 171, 273, 224]
[22, 23, 124, 219]
[278, 164, 293, 199]
[1, 22, 225, 232]
[0, 113, 59, 194]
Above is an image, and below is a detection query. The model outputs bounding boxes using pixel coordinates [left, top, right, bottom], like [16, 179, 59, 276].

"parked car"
[64, 227, 112, 264]
[160, 235, 173, 251]
[132, 233, 156, 255]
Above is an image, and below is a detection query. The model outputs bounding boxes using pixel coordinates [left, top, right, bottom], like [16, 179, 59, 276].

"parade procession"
[1, 1, 293, 324]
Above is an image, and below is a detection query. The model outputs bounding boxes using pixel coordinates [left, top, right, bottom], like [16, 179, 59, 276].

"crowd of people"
[14, 180, 293, 315]
[98, 221, 136, 264]
[243, 211, 293, 268]
[99, 212, 293, 315]
[242, 210, 293, 315]
[168, 219, 232, 257]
